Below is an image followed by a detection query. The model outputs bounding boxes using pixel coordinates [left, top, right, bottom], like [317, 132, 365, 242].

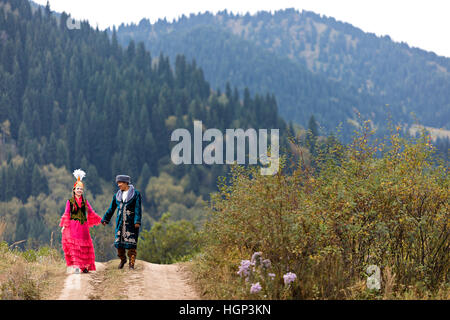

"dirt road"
[57, 260, 200, 300]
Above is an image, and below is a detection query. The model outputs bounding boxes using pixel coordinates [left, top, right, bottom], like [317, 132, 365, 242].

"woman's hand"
[135, 223, 140, 229]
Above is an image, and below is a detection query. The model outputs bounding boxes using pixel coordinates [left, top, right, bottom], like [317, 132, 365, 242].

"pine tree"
[46, 133, 57, 164]
[31, 164, 48, 196]
[308, 115, 319, 137]
[137, 162, 151, 193]
[15, 207, 29, 244]
[306, 115, 319, 156]
[55, 139, 69, 168]
[87, 164, 101, 196]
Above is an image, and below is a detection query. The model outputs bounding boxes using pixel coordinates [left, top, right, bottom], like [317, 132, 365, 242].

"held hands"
[100, 221, 139, 228]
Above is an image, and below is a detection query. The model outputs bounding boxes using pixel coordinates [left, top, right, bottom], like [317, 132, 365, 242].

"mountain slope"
[0, 0, 289, 251]
[118, 23, 383, 137]
[115, 8, 450, 132]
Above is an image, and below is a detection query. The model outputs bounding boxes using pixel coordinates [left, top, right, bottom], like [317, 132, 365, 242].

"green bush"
[138, 212, 198, 264]
[196, 123, 449, 299]
[21, 249, 38, 262]
[37, 246, 62, 261]
[0, 241, 8, 253]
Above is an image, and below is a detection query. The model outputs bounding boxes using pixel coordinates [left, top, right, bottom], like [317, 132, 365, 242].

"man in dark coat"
[101, 175, 142, 269]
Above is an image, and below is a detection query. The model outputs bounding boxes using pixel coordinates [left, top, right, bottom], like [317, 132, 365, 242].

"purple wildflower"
[262, 259, 271, 269]
[283, 272, 297, 285]
[237, 259, 252, 277]
[268, 273, 276, 280]
[250, 282, 262, 294]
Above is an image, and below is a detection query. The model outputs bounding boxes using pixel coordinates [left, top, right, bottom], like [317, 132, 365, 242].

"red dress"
[59, 196, 102, 271]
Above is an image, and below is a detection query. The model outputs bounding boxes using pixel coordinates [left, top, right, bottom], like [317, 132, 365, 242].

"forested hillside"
[0, 1, 448, 300]
[0, 0, 289, 254]
[115, 9, 450, 137]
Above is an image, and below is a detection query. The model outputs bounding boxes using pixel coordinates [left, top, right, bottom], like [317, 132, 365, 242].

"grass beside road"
[0, 242, 66, 300]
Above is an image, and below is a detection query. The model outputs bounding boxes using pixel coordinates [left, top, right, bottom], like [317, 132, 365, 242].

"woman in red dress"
[59, 169, 102, 273]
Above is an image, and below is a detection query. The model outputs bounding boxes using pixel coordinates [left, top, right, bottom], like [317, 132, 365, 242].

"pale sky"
[33, 0, 450, 58]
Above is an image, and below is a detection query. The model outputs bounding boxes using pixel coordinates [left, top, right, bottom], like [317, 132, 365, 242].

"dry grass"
[0, 243, 66, 300]
[191, 250, 244, 300]
[176, 261, 204, 299]
[87, 259, 128, 300]
[382, 266, 396, 300]
[38, 258, 67, 300]
[0, 221, 6, 241]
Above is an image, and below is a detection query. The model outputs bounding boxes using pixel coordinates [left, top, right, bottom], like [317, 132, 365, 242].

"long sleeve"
[59, 200, 71, 228]
[102, 194, 117, 224]
[134, 192, 142, 225]
[86, 199, 102, 228]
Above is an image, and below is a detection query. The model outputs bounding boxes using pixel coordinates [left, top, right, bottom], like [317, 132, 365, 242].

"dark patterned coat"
[101, 185, 142, 249]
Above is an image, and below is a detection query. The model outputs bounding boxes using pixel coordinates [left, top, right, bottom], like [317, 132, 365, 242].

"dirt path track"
[57, 260, 199, 300]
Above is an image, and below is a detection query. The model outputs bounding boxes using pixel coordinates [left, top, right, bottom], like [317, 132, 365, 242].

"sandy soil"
[57, 260, 199, 300]
[58, 262, 106, 300]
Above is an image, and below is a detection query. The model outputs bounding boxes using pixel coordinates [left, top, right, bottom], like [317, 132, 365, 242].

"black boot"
[118, 259, 127, 269]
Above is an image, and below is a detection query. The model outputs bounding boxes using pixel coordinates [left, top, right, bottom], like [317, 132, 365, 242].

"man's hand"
[102, 221, 107, 226]
[135, 223, 140, 229]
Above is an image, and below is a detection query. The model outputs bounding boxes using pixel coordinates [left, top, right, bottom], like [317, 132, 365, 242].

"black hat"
[115, 175, 131, 184]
